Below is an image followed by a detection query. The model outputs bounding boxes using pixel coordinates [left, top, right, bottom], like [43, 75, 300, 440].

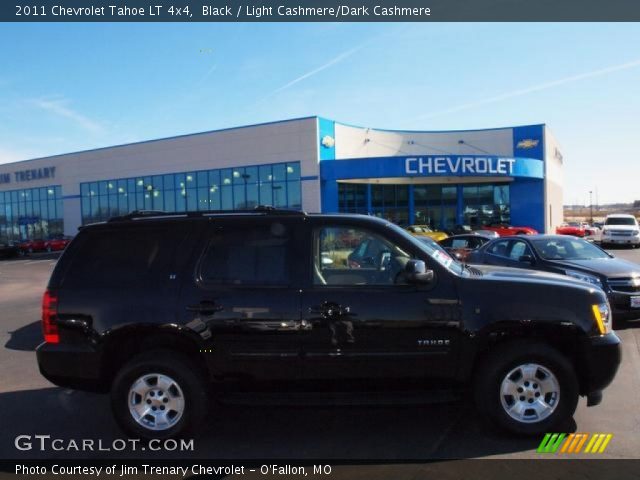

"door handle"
[186, 301, 223, 314]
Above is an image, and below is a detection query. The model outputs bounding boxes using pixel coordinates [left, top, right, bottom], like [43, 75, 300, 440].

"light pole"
[589, 190, 593, 225]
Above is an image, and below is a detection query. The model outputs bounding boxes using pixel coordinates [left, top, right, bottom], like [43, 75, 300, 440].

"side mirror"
[519, 254, 535, 264]
[405, 259, 434, 284]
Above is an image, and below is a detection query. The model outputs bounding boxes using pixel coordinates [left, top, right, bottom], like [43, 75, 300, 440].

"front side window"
[509, 240, 533, 260]
[313, 226, 412, 286]
[200, 223, 290, 286]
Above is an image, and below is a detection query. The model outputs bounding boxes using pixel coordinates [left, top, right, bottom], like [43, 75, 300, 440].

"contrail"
[31, 97, 105, 134]
[417, 57, 640, 119]
[255, 41, 370, 105]
[269, 44, 364, 96]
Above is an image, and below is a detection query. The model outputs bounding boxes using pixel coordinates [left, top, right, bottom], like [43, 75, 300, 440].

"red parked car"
[44, 237, 72, 252]
[556, 221, 587, 237]
[18, 239, 47, 255]
[482, 222, 538, 236]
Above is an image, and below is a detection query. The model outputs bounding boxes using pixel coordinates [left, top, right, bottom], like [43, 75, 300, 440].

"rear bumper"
[36, 341, 106, 392]
[579, 332, 621, 397]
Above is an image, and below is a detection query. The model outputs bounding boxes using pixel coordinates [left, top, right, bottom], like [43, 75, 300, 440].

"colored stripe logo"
[537, 433, 612, 454]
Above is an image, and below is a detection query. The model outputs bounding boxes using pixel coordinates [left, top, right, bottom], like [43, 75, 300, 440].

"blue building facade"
[316, 119, 562, 233]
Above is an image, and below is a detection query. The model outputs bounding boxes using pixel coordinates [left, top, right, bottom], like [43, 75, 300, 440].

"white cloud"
[30, 97, 105, 134]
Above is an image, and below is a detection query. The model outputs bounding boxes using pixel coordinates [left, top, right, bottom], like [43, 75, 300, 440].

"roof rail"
[107, 205, 307, 222]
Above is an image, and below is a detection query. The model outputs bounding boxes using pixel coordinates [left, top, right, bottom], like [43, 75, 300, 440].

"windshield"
[605, 217, 637, 226]
[387, 222, 463, 274]
[531, 237, 610, 260]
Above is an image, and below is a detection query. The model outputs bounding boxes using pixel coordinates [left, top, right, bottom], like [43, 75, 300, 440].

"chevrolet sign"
[405, 156, 516, 176]
[516, 139, 539, 149]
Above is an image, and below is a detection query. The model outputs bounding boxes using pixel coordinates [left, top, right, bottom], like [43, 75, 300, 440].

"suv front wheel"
[474, 341, 579, 436]
[111, 351, 208, 440]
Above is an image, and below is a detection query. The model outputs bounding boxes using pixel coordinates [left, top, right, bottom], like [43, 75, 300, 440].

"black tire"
[111, 351, 209, 440]
[474, 341, 579, 436]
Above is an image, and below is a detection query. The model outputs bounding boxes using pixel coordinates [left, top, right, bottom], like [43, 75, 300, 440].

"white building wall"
[334, 123, 515, 159]
[0, 117, 320, 235]
[544, 126, 564, 232]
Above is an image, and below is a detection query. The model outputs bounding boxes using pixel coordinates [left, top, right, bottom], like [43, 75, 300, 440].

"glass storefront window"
[78, 161, 303, 225]
[336, 182, 512, 230]
[338, 183, 367, 214]
[462, 183, 511, 227]
[0, 185, 64, 241]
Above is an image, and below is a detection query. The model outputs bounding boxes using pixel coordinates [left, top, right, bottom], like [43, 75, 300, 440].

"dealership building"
[0, 117, 563, 241]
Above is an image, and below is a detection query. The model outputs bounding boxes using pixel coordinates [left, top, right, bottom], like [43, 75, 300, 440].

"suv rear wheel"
[111, 351, 208, 439]
[474, 341, 579, 435]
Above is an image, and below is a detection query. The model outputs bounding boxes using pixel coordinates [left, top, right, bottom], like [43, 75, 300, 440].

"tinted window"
[439, 237, 453, 247]
[63, 228, 184, 288]
[605, 217, 637, 226]
[487, 239, 510, 257]
[509, 240, 532, 260]
[531, 237, 610, 260]
[200, 223, 290, 286]
[314, 226, 412, 286]
[451, 238, 470, 249]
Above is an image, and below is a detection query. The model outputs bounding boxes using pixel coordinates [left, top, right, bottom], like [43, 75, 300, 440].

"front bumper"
[601, 235, 640, 245]
[607, 291, 640, 317]
[36, 341, 105, 392]
[579, 332, 621, 398]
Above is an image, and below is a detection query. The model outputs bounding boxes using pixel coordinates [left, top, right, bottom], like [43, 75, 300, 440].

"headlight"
[592, 302, 612, 335]
[565, 269, 602, 287]
[632, 230, 640, 236]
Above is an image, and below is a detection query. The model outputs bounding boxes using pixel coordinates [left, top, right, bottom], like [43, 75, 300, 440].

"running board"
[216, 390, 460, 406]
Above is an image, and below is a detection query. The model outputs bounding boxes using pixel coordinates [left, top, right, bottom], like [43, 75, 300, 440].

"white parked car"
[601, 214, 640, 248]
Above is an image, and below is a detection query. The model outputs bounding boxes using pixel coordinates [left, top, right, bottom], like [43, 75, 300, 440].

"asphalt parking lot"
[0, 248, 639, 465]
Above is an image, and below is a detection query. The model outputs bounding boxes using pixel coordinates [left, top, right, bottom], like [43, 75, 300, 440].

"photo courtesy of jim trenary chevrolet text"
[1, 1, 640, 479]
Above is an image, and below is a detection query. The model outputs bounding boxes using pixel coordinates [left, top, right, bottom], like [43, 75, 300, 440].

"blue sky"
[1, 22, 639, 204]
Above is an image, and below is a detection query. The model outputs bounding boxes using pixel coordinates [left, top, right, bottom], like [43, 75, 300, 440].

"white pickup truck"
[601, 214, 640, 247]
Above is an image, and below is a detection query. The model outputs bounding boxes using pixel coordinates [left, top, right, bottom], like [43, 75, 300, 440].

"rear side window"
[451, 238, 470, 249]
[199, 222, 290, 286]
[487, 239, 510, 257]
[62, 227, 186, 288]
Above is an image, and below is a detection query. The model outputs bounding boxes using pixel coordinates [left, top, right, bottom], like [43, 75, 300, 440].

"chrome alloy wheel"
[128, 373, 185, 431]
[499, 363, 560, 424]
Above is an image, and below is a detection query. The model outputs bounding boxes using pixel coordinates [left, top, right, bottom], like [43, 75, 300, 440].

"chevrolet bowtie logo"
[537, 433, 613, 454]
[516, 139, 539, 149]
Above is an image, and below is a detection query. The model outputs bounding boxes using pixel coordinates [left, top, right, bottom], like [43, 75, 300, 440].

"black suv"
[37, 208, 621, 439]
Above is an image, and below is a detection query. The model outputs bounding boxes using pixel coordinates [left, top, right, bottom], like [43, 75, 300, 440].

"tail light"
[42, 289, 59, 344]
